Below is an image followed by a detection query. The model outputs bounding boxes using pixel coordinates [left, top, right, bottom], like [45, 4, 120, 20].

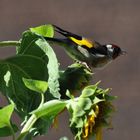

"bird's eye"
[112, 47, 121, 59]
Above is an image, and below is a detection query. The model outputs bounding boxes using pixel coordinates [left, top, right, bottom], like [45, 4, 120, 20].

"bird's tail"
[44, 37, 72, 48]
[53, 24, 82, 40]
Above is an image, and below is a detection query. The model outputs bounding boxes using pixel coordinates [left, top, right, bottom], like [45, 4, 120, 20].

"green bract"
[66, 83, 116, 140]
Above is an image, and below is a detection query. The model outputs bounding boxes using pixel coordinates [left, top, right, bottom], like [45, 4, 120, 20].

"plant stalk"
[17, 114, 38, 140]
[0, 41, 20, 47]
[17, 93, 45, 140]
[9, 124, 16, 140]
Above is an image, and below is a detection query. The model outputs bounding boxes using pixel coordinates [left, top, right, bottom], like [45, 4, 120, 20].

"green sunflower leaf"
[30, 24, 54, 37]
[23, 78, 48, 94]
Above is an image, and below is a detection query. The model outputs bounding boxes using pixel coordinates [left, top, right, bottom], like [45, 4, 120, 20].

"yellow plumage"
[70, 37, 93, 48]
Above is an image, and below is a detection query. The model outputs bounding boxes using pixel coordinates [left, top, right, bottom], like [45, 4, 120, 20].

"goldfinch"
[44, 25, 126, 69]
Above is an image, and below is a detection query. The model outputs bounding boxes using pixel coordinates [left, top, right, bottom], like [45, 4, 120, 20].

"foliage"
[0, 24, 116, 140]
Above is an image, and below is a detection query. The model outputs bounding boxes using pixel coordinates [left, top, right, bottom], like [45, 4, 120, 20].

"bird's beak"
[120, 50, 127, 55]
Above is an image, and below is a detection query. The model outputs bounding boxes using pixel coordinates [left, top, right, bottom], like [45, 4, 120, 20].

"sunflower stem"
[0, 41, 20, 47]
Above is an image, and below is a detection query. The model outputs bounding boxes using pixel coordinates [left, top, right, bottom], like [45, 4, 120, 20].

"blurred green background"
[0, 0, 139, 140]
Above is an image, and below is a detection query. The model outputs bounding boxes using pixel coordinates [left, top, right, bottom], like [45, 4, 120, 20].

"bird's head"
[106, 44, 126, 59]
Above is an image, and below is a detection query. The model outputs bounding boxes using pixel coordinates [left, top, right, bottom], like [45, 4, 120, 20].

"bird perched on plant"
[44, 25, 126, 70]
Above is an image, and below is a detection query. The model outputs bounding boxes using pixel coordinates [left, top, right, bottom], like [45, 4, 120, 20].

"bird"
[44, 25, 126, 70]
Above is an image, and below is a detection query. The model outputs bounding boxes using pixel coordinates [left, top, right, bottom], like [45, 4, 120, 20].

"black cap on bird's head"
[106, 44, 126, 59]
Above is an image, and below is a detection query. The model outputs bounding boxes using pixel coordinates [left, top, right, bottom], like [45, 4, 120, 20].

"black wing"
[88, 42, 108, 55]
